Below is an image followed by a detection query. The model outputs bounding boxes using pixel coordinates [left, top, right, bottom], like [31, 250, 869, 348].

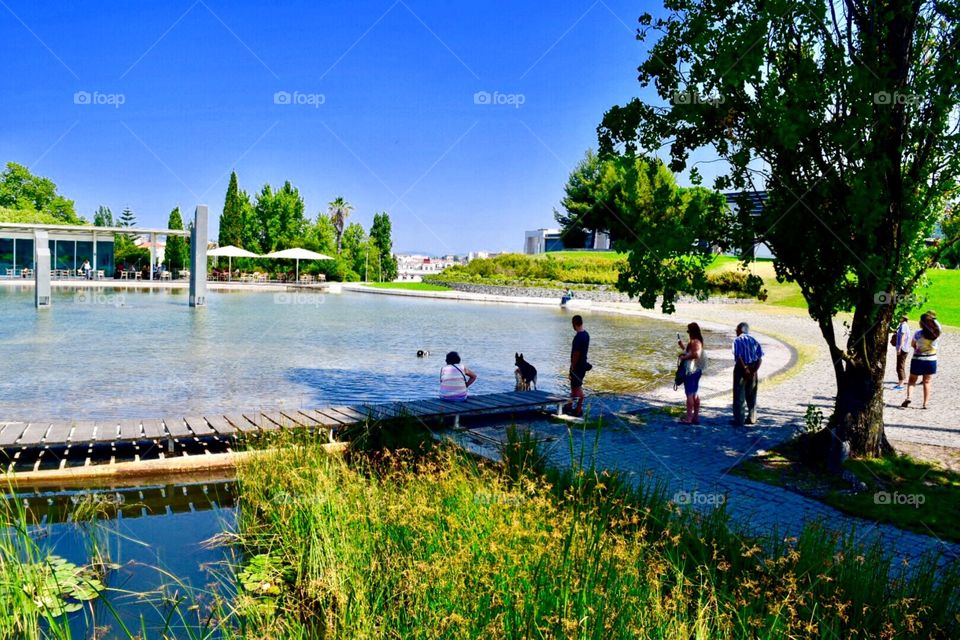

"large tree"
[219, 171, 246, 248]
[597, 0, 960, 458]
[369, 211, 399, 282]
[327, 196, 353, 254]
[0, 162, 81, 223]
[252, 181, 308, 253]
[165, 206, 189, 271]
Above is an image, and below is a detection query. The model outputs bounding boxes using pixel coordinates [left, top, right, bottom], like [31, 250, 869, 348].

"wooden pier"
[0, 390, 567, 476]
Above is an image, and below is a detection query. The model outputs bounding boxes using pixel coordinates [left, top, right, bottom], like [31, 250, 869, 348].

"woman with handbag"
[677, 323, 706, 425]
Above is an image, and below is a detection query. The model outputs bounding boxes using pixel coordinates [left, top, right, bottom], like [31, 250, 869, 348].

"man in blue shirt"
[732, 322, 764, 426]
[893, 315, 910, 389]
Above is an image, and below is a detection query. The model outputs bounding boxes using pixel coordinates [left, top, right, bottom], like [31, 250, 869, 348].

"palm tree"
[327, 196, 353, 254]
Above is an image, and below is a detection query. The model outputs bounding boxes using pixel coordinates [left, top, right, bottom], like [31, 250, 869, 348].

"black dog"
[514, 353, 538, 391]
[417, 350, 430, 358]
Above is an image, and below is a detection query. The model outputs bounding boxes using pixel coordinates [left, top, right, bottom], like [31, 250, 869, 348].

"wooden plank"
[326, 406, 367, 423]
[43, 422, 73, 446]
[162, 417, 192, 439]
[243, 413, 279, 432]
[0, 423, 28, 447]
[205, 415, 238, 436]
[224, 414, 260, 434]
[410, 399, 463, 415]
[303, 410, 345, 427]
[118, 419, 142, 441]
[283, 409, 319, 427]
[261, 412, 290, 429]
[68, 421, 97, 444]
[184, 416, 216, 437]
[17, 422, 51, 446]
[95, 420, 119, 442]
[141, 419, 166, 440]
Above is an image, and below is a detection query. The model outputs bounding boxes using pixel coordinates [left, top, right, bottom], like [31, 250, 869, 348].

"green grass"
[910, 269, 960, 327]
[227, 426, 960, 638]
[362, 281, 452, 291]
[733, 444, 960, 542]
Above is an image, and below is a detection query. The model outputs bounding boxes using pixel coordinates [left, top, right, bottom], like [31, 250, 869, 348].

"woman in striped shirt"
[439, 351, 477, 401]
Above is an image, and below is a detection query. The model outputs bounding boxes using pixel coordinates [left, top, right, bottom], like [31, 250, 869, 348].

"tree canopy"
[594, 0, 960, 458]
[0, 162, 81, 224]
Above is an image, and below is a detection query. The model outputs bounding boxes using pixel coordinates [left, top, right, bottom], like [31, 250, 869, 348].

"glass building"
[0, 230, 114, 275]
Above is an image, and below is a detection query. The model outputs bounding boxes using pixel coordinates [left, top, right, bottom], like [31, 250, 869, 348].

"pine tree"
[119, 207, 136, 227]
[219, 171, 245, 248]
[165, 207, 189, 271]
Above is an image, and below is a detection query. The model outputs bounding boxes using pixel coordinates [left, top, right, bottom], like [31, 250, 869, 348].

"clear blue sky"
[0, 0, 684, 254]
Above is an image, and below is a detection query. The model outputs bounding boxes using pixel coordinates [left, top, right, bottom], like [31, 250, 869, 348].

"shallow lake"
[0, 287, 730, 421]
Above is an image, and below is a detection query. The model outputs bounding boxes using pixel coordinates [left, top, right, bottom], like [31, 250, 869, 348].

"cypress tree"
[165, 206, 189, 270]
[219, 171, 245, 247]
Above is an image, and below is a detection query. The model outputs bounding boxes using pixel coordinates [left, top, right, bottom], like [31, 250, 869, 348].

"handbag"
[673, 359, 686, 390]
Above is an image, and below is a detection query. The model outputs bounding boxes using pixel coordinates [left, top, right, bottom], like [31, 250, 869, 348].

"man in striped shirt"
[732, 322, 764, 426]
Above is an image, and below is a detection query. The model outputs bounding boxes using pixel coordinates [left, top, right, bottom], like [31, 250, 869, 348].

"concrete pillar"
[149, 232, 156, 281]
[92, 231, 98, 272]
[189, 205, 208, 307]
[34, 230, 51, 308]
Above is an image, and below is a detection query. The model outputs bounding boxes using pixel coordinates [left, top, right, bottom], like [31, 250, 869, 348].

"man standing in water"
[567, 315, 591, 417]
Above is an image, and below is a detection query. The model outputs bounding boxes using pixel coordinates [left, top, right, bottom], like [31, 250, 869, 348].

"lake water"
[0, 287, 728, 421]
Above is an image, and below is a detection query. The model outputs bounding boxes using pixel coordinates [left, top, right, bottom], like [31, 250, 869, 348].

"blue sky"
[0, 0, 683, 254]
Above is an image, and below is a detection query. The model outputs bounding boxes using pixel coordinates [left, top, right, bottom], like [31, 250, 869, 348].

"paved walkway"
[449, 301, 960, 567]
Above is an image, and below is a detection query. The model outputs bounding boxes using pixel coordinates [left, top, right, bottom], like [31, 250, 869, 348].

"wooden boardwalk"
[0, 390, 566, 458]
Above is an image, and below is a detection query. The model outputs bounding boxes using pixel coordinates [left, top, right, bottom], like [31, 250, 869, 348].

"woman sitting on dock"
[440, 351, 477, 401]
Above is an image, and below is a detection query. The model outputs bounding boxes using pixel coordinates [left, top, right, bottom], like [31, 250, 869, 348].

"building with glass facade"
[0, 228, 114, 276]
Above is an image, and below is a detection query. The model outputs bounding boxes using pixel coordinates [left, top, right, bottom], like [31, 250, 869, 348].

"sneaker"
[893, 384, 904, 390]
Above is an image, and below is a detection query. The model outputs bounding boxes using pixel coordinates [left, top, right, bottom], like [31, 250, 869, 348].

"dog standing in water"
[514, 353, 538, 391]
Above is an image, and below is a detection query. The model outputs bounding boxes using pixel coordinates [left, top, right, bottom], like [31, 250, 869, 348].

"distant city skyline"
[1, 0, 719, 254]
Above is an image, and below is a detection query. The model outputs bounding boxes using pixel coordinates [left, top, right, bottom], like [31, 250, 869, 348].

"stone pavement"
[448, 302, 960, 568]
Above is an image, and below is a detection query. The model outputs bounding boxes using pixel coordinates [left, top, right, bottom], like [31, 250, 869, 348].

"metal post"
[34, 231, 51, 308]
[189, 205, 208, 307]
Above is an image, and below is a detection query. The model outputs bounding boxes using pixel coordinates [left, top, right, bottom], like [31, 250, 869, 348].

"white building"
[524, 229, 611, 254]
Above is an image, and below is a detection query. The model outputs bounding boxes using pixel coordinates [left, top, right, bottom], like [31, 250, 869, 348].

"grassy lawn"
[362, 281, 451, 291]
[910, 269, 960, 326]
[733, 443, 960, 542]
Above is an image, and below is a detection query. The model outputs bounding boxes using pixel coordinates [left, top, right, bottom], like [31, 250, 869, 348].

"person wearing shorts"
[677, 322, 706, 424]
[902, 312, 941, 409]
[566, 315, 590, 417]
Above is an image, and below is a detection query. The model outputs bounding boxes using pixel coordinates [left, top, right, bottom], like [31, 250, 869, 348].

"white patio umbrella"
[263, 247, 334, 281]
[208, 245, 261, 281]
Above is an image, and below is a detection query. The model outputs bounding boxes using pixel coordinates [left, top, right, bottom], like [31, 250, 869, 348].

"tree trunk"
[831, 303, 895, 458]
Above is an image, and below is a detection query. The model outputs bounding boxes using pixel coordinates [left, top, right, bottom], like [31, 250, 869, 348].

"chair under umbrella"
[263, 247, 334, 281]
[207, 245, 261, 281]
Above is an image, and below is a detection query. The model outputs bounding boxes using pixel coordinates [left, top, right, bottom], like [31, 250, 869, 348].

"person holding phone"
[677, 323, 706, 424]
[439, 351, 477, 401]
